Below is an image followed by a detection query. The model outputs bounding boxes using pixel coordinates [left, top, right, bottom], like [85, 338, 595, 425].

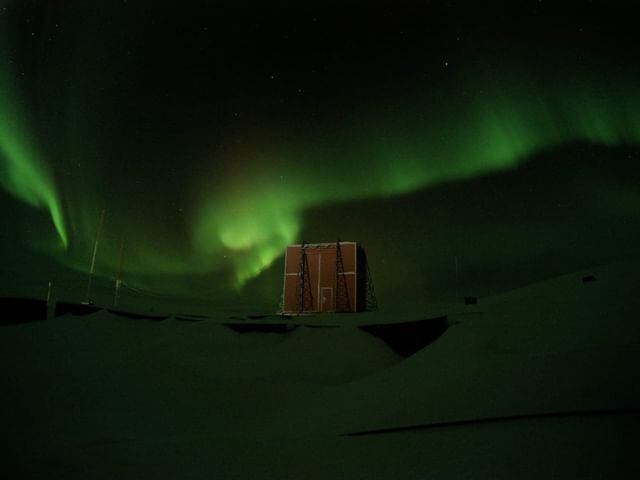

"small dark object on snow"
[56, 302, 102, 317]
[582, 275, 597, 283]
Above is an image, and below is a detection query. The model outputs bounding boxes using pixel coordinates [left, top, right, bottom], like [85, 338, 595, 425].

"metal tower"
[334, 240, 352, 313]
[297, 241, 313, 313]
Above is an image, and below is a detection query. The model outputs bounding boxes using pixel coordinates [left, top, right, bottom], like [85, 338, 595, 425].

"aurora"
[3, 4, 640, 478]
[0, 22, 67, 248]
[184, 69, 640, 285]
[1, 1, 639, 298]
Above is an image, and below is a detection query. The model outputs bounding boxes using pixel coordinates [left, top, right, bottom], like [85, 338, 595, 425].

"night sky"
[1, 1, 640, 309]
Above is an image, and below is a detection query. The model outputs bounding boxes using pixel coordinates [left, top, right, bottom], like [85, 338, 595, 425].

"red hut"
[280, 241, 377, 315]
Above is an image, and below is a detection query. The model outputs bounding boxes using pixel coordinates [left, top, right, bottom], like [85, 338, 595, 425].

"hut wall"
[281, 242, 359, 314]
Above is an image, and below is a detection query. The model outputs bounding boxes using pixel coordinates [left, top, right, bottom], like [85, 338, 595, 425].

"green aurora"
[1, 3, 639, 294]
[0, 31, 67, 248]
[191, 72, 640, 285]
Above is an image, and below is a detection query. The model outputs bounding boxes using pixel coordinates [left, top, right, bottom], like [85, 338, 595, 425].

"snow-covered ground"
[2, 260, 639, 478]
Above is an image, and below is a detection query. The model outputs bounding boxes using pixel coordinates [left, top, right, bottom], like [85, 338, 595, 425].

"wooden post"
[46, 280, 52, 320]
[454, 255, 459, 301]
[114, 238, 126, 306]
[85, 208, 106, 305]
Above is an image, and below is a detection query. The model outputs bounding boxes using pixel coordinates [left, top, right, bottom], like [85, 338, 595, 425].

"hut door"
[320, 287, 333, 312]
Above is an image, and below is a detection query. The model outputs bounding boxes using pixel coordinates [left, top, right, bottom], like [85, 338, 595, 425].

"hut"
[280, 241, 377, 315]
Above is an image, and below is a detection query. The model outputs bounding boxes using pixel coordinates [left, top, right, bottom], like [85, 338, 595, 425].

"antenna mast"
[85, 208, 106, 305]
[114, 238, 126, 306]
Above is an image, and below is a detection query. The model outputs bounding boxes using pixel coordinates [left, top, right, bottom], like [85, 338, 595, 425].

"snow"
[1, 260, 639, 478]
